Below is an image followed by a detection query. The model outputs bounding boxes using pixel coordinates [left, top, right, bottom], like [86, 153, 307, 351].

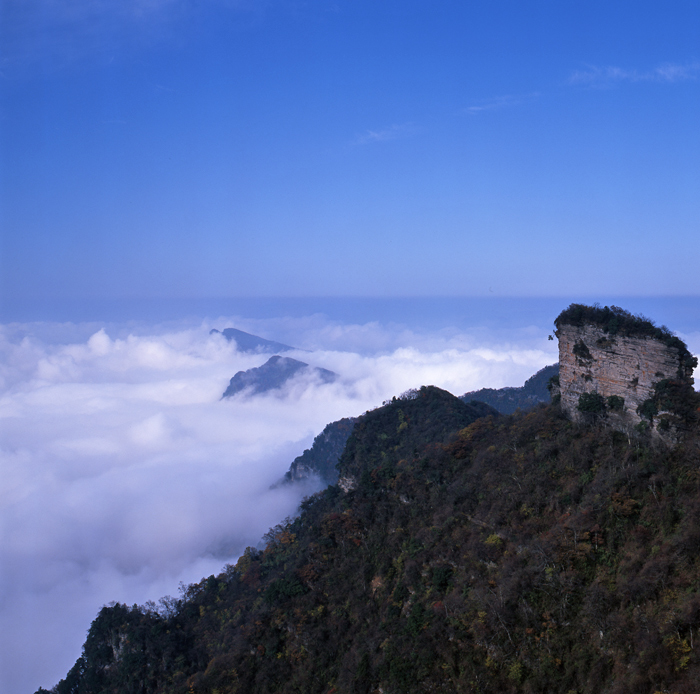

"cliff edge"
[554, 304, 698, 440]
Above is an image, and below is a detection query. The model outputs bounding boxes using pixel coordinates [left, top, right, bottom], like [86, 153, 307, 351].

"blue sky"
[1, 0, 699, 303]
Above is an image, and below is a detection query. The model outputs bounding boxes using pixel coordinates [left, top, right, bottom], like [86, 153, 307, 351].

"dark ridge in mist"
[222, 356, 337, 398]
[460, 363, 558, 414]
[210, 328, 296, 354]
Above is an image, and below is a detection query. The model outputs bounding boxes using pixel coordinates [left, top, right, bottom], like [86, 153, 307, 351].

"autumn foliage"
[44, 386, 700, 694]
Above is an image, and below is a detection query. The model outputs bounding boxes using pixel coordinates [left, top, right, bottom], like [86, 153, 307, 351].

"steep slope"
[279, 417, 357, 486]
[554, 304, 698, 441]
[460, 363, 558, 414]
[40, 389, 700, 694]
[222, 355, 337, 398]
[279, 364, 553, 488]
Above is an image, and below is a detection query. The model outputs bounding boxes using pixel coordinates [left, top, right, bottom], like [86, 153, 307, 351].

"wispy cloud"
[569, 61, 700, 87]
[354, 122, 418, 145]
[464, 92, 539, 116]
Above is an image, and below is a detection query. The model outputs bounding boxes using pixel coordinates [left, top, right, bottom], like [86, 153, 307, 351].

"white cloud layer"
[0, 317, 557, 693]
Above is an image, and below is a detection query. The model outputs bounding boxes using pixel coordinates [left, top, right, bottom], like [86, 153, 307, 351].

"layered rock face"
[557, 319, 695, 437]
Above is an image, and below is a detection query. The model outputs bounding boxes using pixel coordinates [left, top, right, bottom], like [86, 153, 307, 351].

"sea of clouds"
[0, 312, 591, 692]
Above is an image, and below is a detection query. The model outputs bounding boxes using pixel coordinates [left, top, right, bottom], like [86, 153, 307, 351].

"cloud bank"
[0, 317, 557, 693]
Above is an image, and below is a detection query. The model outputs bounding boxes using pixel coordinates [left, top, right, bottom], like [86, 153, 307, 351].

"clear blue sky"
[1, 0, 699, 303]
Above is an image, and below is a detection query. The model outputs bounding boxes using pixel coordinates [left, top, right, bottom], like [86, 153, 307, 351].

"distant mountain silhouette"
[211, 328, 296, 354]
[460, 363, 558, 414]
[222, 356, 338, 398]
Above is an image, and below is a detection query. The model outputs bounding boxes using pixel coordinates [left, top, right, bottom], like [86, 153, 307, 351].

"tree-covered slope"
[41, 387, 700, 694]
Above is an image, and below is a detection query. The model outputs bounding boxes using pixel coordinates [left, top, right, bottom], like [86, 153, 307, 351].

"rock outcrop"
[279, 417, 356, 486]
[554, 304, 698, 440]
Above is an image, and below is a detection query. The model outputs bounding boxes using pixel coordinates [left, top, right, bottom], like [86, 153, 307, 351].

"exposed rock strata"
[557, 321, 695, 438]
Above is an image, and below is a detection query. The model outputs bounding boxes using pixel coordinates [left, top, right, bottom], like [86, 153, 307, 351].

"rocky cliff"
[279, 417, 356, 486]
[554, 304, 698, 439]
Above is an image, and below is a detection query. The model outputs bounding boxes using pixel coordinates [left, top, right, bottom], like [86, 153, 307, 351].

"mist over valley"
[1, 305, 563, 692]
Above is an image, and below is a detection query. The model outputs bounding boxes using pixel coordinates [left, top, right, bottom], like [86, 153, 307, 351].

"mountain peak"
[222, 356, 337, 398]
[554, 303, 698, 441]
[211, 328, 296, 354]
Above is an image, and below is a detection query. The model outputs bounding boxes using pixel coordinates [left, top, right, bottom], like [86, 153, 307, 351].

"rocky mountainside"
[40, 377, 700, 694]
[280, 363, 553, 488]
[222, 356, 337, 398]
[211, 328, 296, 354]
[279, 417, 357, 486]
[36, 305, 700, 694]
[554, 304, 698, 441]
[460, 363, 558, 414]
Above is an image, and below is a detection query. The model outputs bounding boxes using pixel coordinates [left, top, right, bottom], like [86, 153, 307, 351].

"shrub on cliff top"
[555, 303, 697, 373]
[638, 379, 700, 428]
[606, 395, 625, 412]
[577, 391, 607, 415]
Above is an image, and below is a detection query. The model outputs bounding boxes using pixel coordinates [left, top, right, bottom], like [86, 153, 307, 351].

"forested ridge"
[40, 385, 700, 694]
